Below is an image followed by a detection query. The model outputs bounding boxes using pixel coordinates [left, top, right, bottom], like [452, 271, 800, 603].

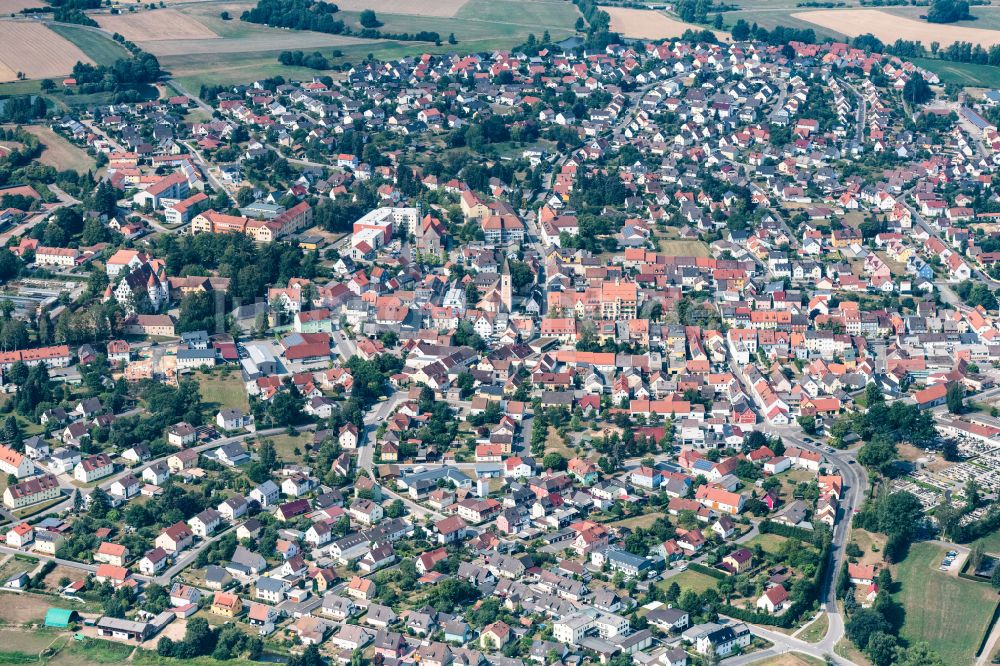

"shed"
[45, 608, 76, 628]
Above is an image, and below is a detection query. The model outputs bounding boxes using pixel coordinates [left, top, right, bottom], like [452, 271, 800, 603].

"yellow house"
[211, 591, 243, 618]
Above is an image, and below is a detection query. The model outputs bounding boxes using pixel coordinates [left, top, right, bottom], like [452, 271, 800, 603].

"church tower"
[500, 257, 513, 313]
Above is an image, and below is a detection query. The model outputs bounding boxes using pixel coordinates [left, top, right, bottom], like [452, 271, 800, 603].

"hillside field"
[160, 0, 580, 90]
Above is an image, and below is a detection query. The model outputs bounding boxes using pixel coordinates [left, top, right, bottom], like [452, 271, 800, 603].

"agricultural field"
[792, 9, 1000, 47]
[912, 57, 1000, 89]
[47, 23, 131, 67]
[882, 4, 1000, 31]
[96, 9, 220, 42]
[23, 125, 96, 174]
[333, 0, 469, 17]
[717, 0, 851, 37]
[0, 0, 42, 12]
[0, 21, 93, 82]
[157, 0, 579, 89]
[893, 542, 998, 664]
[605, 6, 722, 40]
[0, 591, 61, 624]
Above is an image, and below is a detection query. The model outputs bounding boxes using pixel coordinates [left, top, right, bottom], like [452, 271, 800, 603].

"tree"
[456, 371, 475, 399]
[946, 383, 965, 414]
[846, 609, 891, 651]
[288, 644, 324, 666]
[897, 643, 947, 666]
[927, 0, 971, 23]
[359, 8, 382, 27]
[866, 631, 899, 666]
[448, 32, 456, 44]
[386, 499, 404, 518]
[542, 452, 567, 471]
[903, 73, 933, 105]
[89, 487, 111, 518]
[857, 435, 897, 473]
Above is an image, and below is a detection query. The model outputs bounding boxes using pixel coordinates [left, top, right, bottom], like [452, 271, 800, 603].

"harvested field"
[605, 7, 724, 40]
[0, 0, 43, 12]
[97, 9, 219, 41]
[793, 9, 1000, 47]
[0, 591, 54, 624]
[0, 21, 93, 82]
[334, 0, 469, 17]
[144, 31, 370, 56]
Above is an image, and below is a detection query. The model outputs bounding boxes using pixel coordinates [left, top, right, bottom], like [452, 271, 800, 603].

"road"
[723, 620, 852, 665]
[721, 328, 867, 662]
[332, 329, 357, 361]
[354, 391, 448, 523]
[153, 523, 235, 585]
[0, 544, 97, 575]
[902, 183, 1000, 292]
[1, 425, 315, 530]
[838, 78, 866, 144]
[0, 184, 78, 246]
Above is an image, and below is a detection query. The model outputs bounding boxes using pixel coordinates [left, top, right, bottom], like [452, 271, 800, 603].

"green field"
[797, 612, 829, 644]
[718, 0, 853, 37]
[196, 371, 249, 414]
[974, 529, 1000, 556]
[659, 568, 719, 595]
[883, 4, 1000, 30]
[47, 23, 130, 67]
[659, 239, 711, 258]
[910, 57, 1000, 88]
[744, 533, 790, 555]
[893, 542, 999, 664]
[163, 0, 580, 90]
[264, 431, 308, 464]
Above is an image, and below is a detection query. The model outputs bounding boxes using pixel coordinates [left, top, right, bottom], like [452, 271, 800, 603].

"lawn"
[197, 371, 249, 414]
[48, 638, 134, 665]
[47, 23, 131, 67]
[659, 568, 719, 595]
[659, 239, 711, 257]
[974, 529, 1000, 556]
[261, 431, 308, 464]
[849, 529, 887, 568]
[893, 542, 999, 664]
[835, 638, 873, 666]
[797, 611, 829, 643]
[744, 533, 790, 555]
[608, 512, 666, 531]
[0, 554, 36, 583]
[544, 428, 575, 459]
[14, 495, 66, 519]
[756, 654, 825, 666]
